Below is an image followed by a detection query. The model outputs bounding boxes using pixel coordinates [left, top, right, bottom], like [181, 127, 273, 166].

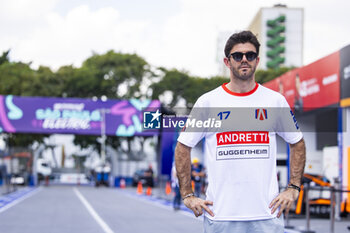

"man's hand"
[183, 196, 214, 217]
[269, 138, 305, 218]
[269, 188, 299, 217]
[175, 142, 214, 217]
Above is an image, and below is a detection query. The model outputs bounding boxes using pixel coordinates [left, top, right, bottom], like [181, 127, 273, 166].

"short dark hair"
[224, 31, 260, 57]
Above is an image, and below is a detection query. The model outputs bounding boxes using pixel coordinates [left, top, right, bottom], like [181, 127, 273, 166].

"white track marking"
[0, 187, 42, 214]
[117, 190, 202, 221]
[73, 187, 114, 233]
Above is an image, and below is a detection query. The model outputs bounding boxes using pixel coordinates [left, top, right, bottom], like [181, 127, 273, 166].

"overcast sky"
[1, 0, 349, 77]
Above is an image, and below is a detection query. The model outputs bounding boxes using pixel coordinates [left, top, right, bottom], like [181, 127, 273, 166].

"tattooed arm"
[175, 142, 214, 217]
[289, 138, 306, 186]
[174, 142, 193, 197]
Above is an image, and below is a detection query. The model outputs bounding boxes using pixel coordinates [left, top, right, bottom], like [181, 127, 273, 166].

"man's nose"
[241, 54, 248, 62]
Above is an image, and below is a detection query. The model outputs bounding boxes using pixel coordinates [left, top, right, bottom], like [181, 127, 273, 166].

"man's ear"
[223, 57, 231, 68]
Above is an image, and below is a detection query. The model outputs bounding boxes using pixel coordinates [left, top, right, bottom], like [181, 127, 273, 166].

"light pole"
[99, 108, 110, 164]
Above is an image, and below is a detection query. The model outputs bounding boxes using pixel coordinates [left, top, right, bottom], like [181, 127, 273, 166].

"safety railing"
[285, 182, 350, 233]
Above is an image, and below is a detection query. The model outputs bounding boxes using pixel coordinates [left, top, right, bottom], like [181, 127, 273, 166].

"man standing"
[144, 164, 154, 188]
[175, 31, 306, 232]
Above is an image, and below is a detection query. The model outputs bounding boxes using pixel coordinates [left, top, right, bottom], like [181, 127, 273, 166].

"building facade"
[248, 5, 304, 70]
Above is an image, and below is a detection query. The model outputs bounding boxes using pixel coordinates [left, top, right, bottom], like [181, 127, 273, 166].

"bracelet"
[182, 193, 195, 200]
[287, 183, 301, 192]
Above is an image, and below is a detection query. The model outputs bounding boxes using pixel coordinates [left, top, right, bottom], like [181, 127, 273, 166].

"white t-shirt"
[177, 82, 303, 221]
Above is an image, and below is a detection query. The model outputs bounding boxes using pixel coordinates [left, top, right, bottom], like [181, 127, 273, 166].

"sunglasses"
[228, 51, 257, 62]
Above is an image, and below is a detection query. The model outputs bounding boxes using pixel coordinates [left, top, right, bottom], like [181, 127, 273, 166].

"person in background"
[171, 163, 181, 210]
[191, 157, 205, 197]
[294, 73, 303, 113]
[144, 164, 154, 188]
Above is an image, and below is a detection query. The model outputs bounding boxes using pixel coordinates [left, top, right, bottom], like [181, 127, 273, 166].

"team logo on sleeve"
[255, 109, 268, 121]
[290, 110, 299, 130]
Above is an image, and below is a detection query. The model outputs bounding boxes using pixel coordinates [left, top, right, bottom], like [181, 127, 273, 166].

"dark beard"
[230, 63, 256, 80]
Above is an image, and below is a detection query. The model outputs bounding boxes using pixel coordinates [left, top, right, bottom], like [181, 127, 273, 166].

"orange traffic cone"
[136, 181, 143, 195]
[146, 186, 152, 196]
[191, 181, 195, 192]
[120, 178, 126, 189]
[165, 181, 172, 195]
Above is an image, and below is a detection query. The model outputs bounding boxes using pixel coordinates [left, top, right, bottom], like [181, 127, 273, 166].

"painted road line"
[116, 189, 202, 221]
[0, 187, 42, 213]
[73, 187, 114, 233]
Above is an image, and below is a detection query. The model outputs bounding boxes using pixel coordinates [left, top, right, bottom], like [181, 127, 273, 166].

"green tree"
[0, 50, 10, 65]
[0, 54, 64, 149]
[3, 133, 48, 151]
[0, 62, 49, 149]
[151, 68, 229, 108]
[66, 51, 153, 152]
[255, 67, 293, 84]
[77, 50, 151, 99]
[0, 61, 35, 96]
[151, 69, 192, 108]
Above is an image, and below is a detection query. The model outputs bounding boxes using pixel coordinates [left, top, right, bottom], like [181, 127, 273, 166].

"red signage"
[298, 51, 340, 109]
[263, 51, 340, 110]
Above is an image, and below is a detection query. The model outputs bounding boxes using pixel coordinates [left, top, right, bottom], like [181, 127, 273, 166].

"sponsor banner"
[264, 51, 340, 110]
[264, 69, 301, 108]
[297, 51, 340, 110]
[0, 95, 160, 136]
[340, 44, 350, 106]
[216, 145, 270, 160]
